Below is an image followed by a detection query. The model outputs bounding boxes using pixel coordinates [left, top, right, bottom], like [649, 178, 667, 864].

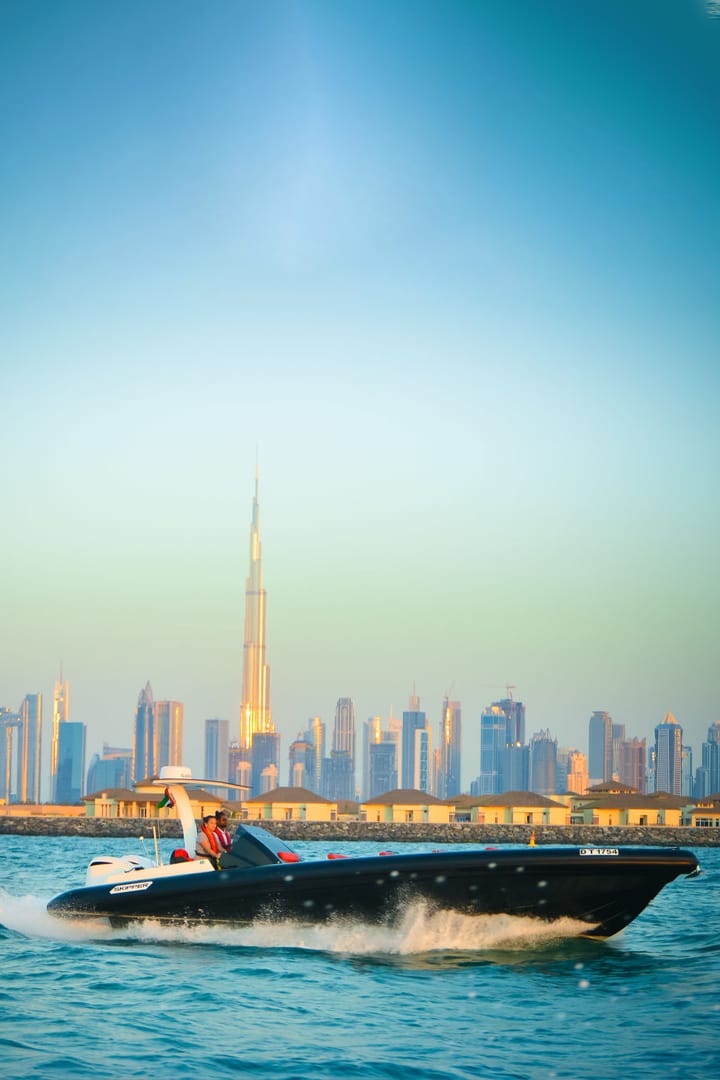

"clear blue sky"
[1, 0, 719, 788]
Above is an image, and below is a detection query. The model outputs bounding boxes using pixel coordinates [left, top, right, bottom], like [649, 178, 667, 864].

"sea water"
[1, 836, 718, 1080]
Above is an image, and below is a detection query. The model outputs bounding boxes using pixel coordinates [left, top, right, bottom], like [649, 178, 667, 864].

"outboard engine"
[85, 855, 156, 887]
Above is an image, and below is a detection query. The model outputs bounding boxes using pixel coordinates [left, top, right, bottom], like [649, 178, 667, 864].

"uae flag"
[157, 787, 175, 809]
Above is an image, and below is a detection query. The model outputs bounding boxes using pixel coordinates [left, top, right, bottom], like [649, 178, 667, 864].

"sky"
[1, 0, 719, 791]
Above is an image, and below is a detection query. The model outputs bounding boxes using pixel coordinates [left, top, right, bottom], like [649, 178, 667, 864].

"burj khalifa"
[239, 469, 273, 750]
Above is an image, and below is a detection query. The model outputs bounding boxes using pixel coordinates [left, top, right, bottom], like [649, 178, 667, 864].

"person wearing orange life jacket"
[195, 814, 221, 866]
[215, 809, 232, 854]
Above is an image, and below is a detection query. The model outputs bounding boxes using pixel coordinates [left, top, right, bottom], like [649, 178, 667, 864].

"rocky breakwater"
[1, 815, 718, 846]
[265, 821, 718, 847]
[0, 815, 183, 839]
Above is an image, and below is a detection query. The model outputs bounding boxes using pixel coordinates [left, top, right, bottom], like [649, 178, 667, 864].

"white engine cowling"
[85, 855, 156, 887]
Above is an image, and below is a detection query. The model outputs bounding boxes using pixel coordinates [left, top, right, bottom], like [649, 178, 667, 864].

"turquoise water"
[1, 836, 718, 1080]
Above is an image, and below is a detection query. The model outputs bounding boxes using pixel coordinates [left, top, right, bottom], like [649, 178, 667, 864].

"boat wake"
[1, 890, 595, 954]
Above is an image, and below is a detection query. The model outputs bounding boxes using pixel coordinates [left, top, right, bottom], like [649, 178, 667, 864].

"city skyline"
[2, 2, 719, 785]
[1, 669, 714, 803]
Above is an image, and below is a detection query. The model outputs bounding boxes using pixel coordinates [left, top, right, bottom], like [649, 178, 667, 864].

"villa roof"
[585, 782, 638, 794]
[84, 786, 220, 803]
[363, 788, 445, 806]
[84, 788, 137, 801]
[244, 786, 333, 805]
[574, 793, 692, 810]
[450, 791, 567, 809]
[691, 794, 720, 807]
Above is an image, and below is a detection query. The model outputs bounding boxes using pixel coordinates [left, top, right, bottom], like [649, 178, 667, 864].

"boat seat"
[170, 848, 192, 864]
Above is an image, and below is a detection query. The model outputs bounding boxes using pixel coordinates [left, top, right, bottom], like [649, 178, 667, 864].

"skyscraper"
[18, 693, 42, 803]
[333, 697, 355, 755]
[0, 700, 42, 803]
[495, 696, 525, 746]
[55, 721, 86, 804]
[438, 698, 462, 799]
[401, 691, 429, 791]
[154, 700, 184, 771]
[86, 744, 132, 792]
[132, 682, 154, 781]
[477, 706, 506, 795]
[618, 737, 647, 793]
[611, 722, 626, 780]
[588, 711, 613, 783]
[288, 734, 315, 788]
[324, 697, 356, 800]
[368, 739, 397, 798]
[251, 732, 281, 797]
[695, 721, 720, 798]
[529, 729, 558, 796]
[654, 712, 683, 795]
[0, 706, 20, 803]
[566, 749, 589, 795]
[362, 716, 383, 801]
[50, 668, 69, 801]
[240, 469, 272, 750]
[205, 717, 230, 785]
[305, 717, 325, 794]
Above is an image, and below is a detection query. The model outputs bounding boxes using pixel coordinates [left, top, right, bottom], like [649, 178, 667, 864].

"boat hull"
[46, 846, 699, 939]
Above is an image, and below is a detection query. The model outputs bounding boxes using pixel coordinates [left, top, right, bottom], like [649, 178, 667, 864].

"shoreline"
[1, 816, 718, 846]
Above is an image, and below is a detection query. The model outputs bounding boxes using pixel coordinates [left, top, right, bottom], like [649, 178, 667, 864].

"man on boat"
[215, 809, 232, 853]
[195, 814, 222, 866]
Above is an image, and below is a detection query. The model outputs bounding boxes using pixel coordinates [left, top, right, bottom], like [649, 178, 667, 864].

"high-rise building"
[323, 698, 356, 800]
[504, 741, 529, 791]
[86, 744, 132, 792]
[18, 693, 42, 803]
[250, 732, 281, 798]
[611, 722, 626, 780]
[55, 722, 86, 804]
[333, 698, 355, 756]
[50, 668, 70, 801]
[305, 717, 325, 794]
[131, 686, 183, 779]
[618, 737, 646, 793]
[477, 706, 507, 795]
[402, 691, 429, 791]
[588, 711, 613, 783]
[681, 744, 694, 797]
[566, 749, 589, 795]
[529, 729, 557, 796]
[205, 717, 230, 787]
[288, 734, 315, 788]
[367, 738, 397, 798]
[362, 716, 383, 801]
[0, 699, 35, 803]
[240, 470, 272, 750]
[239, 470, 277, 793]
[228, 742, 252, 795]
[695, 721, 720, 797]
[438, 698, 462, 799]
[132, 682, 155, 781]
[0, 706, 20, 803]
[654, 712, 683, 795]
[154, 700, 184, 771]
[495, 696, 525, 746]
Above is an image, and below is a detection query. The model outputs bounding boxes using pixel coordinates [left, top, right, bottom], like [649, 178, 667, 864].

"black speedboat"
[47, 772, 699, 939]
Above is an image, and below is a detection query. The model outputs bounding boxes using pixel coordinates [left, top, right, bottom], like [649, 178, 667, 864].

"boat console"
[221, 824, 303, 869]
